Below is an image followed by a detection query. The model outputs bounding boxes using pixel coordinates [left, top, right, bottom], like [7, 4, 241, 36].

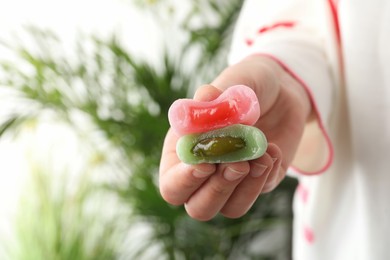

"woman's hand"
[159, 55, 311, 221]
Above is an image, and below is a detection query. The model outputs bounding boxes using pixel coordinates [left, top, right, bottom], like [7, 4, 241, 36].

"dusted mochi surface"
[176, 124, 268, 164]
[168, 85, 260, 135]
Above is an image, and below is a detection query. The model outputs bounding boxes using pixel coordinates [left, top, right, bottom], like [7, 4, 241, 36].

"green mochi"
[176, 124, 268, 164]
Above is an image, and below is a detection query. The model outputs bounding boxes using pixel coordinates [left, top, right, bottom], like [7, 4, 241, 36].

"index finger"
[159, 128, 216, 205]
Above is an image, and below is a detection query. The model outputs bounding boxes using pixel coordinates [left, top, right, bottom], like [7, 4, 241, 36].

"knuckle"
[185, 205, 214, 221]
[262, 177, 278, 193]
[261, 162, 284, 194]
[209, 183, 232, 197]
[178, 177, 198, 191]
[261, 184, 275, 193]
[160, 185, 184, 206]
[221, 209, 246, 219]
[159, 172, 198, 206]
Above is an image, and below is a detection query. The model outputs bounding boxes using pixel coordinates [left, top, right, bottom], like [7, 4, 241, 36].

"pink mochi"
[168, 85, 260, 135]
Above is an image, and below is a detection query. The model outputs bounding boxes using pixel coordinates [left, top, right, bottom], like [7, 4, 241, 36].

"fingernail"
[251, 163, 268, 178]
[193, 168, 213, 178]
[224, 167, 246, 181]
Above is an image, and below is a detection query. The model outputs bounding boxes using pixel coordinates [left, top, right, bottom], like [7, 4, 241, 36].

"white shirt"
[229, 0, 390, 259]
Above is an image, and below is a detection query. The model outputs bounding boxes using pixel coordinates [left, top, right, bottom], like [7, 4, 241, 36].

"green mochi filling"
[176, 124, 268, 164]
[192, 136, 246, 157]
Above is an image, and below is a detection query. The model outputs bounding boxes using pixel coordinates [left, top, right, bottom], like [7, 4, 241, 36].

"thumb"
[211, 58, 259, 92]
[193, 84, 223, 101]
[193, 57, 266, 102]
[209, 56, 282, 115]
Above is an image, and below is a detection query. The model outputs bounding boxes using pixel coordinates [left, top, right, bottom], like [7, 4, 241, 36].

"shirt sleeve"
[228, 0, 340, 175]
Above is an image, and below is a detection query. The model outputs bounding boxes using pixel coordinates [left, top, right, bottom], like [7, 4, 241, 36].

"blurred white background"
[0, 0, 167, 253]
[0, 0, 165, 61]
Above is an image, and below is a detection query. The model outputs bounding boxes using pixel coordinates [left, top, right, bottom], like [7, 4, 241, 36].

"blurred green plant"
[9, 164, 120, 260]
[0, 1, 297, 259]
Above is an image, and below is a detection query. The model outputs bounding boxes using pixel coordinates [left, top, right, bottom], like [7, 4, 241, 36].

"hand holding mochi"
[168, 85, 268, 164]
[168, 85, 260, 135]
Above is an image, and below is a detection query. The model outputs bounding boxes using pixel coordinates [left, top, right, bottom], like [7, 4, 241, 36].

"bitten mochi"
[176, 124, 268, 164]
[168, 85, 260, 135]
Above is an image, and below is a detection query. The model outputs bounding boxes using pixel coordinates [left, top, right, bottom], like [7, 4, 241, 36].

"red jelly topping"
[189, 99, 239, 129]
[168, 85, 260, 135]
